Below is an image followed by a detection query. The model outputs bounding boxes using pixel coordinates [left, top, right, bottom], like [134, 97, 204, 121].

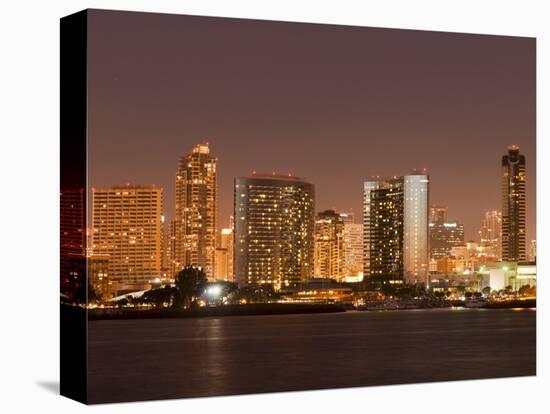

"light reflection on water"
[88, 308, 536, 404]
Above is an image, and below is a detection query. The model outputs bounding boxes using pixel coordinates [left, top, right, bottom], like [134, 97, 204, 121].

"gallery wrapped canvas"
[60, 9, 536, 405]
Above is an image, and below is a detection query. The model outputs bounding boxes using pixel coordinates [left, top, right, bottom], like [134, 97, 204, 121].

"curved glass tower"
[234, 175, 315, 289]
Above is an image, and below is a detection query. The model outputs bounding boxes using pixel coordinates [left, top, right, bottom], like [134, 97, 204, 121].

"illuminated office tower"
[403, 174, 430, 284]
[363, 178, 404, 280]
[429, 206, 465, 260]
[174, 143, 217, 279]
[164, 219, 177, 279]
[341, 213, 364, 277]
[479, 210, 502, 260]
[501, 145, 526, 261]
[314, 210, 345, 280]
[234, 174, 315, 289]
[92, 186, 163, 287]
[363, 172, 429, 284]
[215, 226, 234, 282]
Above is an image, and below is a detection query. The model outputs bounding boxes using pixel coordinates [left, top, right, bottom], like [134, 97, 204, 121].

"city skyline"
[59, 10, 538, 405]
[89, 141, 533, 245]
[88, 10, 535, 243]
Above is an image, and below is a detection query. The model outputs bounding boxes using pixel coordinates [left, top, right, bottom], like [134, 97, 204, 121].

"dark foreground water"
[88, 308, 536, 404]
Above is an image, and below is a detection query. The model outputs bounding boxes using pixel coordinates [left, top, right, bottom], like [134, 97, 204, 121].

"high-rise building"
[165, 219, 177, 280]
[528, 239, 536, 262]
[429, 206, 465, 260]
[92, 186, 163, 287]
[314, 210, 345, 280]
[174, 143, 217, 279]
[234, 174, 315, 289]
[341, 213, 363, 277]
[403, 174, 430, 284]
[429, 206, 448, 224]
[363, 172, 429, 284]
[339, 211, 355, 225]
[501, 145, 526, 261]
[479, 210, 502, 260]
[215, 226, 234, 282]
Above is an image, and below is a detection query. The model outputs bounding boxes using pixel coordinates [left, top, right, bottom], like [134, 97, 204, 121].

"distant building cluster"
[60, 144, 535, 299]
[429, 145, 534, 293]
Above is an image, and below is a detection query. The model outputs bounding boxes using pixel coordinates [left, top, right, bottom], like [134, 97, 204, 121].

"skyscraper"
[314, 210, 345, 280]
[429, 206, 448, 224]
[501, 145, 526, 261]
[92, 186, 163, 287]
[363, 172, 429, 284]
[340, 212, 364, 277]
[234, 174, 315, 289]
[403, 174, 430, 284]
[174, 143, 217, 279]
[429, 206, 465, 260]
[479, 210, 502, 260]
[166, 219, 177, 279]
[528, 239, 536, 262]
[215, 226, 234, 282]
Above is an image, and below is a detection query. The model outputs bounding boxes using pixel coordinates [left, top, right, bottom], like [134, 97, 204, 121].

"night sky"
[88, 9, 536, 241]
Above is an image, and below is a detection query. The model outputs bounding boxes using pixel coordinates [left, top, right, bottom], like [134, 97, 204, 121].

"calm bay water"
[88, 308, 536, 404]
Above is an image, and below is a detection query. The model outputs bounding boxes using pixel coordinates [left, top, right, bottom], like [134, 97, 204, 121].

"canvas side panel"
[60, 9, 88, 404]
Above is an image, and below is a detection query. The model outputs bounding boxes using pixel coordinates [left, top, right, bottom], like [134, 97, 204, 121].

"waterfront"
[88, 308, 535, 404]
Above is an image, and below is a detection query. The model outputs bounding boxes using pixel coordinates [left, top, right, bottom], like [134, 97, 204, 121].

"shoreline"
[87, 303, 346, 320]
[83, 298, 536, 321]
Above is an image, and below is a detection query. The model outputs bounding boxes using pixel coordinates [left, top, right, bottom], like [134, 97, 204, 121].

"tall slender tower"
[479, 210, 502, 260]
[501, 145, 526, 261]
[174, 143, 217, 279]
[403, 173, 430, 284]
[340, 212, 364, 277]
[314, 210, 345, 280]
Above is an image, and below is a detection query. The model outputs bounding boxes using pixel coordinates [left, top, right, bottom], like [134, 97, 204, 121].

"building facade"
[234, 175, 315, 289]
[342, 220, 363, 277]
[429, 206, 465, 260]
[363, 172, 429, 284]
[479, 210, 502, 260]
[363, 178, 404, 280]
[528, 239, 536, 262]
[215, 227, 234, 282]
[314, 210, 345, 280]
[501, 145, 526, 261]
[91, 186, 163, 287]
[174, 143, 217, 279]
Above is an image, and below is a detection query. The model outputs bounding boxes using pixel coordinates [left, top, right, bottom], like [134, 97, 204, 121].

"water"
[87, 308, 536, 404]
